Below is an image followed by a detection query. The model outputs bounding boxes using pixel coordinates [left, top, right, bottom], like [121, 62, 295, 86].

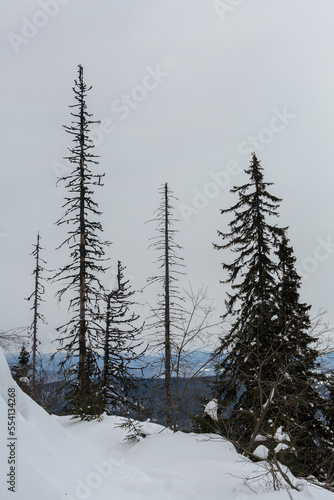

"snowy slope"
[0, 348, 105, 500]
[0, 348, 333, 500]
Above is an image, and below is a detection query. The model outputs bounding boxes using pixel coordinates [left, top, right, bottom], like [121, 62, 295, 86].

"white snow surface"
[0, 348, 333, 500]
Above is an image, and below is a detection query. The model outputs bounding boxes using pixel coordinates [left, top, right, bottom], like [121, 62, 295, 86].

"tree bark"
[78, 66, 86, 395]
[164, 183, 172, 428]
[31, 232, 40, 395]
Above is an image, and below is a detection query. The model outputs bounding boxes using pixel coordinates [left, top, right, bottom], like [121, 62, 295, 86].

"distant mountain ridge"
[5, 350, 216, 379]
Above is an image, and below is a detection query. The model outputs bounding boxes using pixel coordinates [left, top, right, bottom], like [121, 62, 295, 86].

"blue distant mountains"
[5, 350, 333, 429]
[5, 350, 334, 381]
[5, 350, 216, 379]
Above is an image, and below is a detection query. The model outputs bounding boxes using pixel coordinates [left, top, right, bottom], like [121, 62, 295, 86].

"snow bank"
[0, 348, 333, 499]
[0, 348, 102, 500]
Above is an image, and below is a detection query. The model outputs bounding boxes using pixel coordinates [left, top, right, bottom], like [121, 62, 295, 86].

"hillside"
[1, 348, 334, 499]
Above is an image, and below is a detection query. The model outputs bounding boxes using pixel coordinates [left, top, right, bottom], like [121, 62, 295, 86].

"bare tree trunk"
[31, 232, 40, 395]
[78, 66, 86, 395]
[147, 183, 185, 428]
[164, 183, 172, 428]
[102, 292, 112, 389]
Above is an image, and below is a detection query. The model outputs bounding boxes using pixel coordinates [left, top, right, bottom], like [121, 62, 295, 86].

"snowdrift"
[0, 347, 103, 500]
[0, 347, 333, 500]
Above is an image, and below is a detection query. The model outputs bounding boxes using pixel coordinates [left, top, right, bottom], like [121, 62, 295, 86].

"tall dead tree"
[100, 260, 145, 415]
[26, 232, 47, 395]
[53, 65, 109, 412]
[147, 183, 185, 427]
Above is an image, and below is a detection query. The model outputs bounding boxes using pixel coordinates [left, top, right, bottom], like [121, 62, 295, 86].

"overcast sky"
[1, 0, 334, 350]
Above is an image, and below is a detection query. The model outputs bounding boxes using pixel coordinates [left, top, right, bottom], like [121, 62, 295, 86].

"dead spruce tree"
[53, 65, 109, 417]
[26, 232, 47, 397]
[147, 183, 185, 428]
[100, 261, 145, 416]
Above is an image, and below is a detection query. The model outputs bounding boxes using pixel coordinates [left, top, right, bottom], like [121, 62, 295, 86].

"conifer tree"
[268, 231, 332, 478]
[147, 183, 185, 428]
[274, 231, 318, 383]
[323, 373, 334, 486]
[209, 154, 333, 482]
[11, 344, 31, 394]
[26, 232, 47, 396]
[100, 261, 144, 415]
[327, 371, 334, 423]
[213, 153, 282, 445]
[67, 347, 104, 421]
[53, 65, 109, 415]
[326, 372, 334, 444]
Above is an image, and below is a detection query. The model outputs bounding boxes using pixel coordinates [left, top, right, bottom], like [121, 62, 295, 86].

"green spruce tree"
[207, 154, 333, 484]
[11, 344, 31, 394]
[268, 231, 333, 479]
[212, 153, 282, 448]
[67, 347, 104, 421]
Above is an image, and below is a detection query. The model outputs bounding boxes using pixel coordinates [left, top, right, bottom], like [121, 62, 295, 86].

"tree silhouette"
[26, 232, 47, 396]
[53, 65, 110, 413]
[147, 183, 185, 427]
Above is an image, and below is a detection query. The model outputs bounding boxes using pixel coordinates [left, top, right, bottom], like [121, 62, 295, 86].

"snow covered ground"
[0, 347, 333, 500]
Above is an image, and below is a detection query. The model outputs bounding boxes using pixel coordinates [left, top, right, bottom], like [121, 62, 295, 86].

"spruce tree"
[26, 232, 47, 397]
[325, 374, 334, 486]
[53, 65, 109, 416]
[327, 371, 334, 425]
[11, 344, 31, 394]
[67, 347, 104, 421]
[210, 154, 333, 483]
[100, 261, 144, 415]
[269, 231, 332, 479]
[213, 153, 282, 447]
[147, 183, 185, 428]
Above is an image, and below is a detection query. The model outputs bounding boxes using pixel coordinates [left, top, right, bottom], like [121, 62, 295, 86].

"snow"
[18, 377, 29, 385]
[254, 434, 267, 442]
[263, 388, 275, 409]
[0, 348, 333, 499]
[274, 443, 290, 453]
[204, 399, 218, 421]
[253, 444, 269, 459]
[274, 426, 291, 443]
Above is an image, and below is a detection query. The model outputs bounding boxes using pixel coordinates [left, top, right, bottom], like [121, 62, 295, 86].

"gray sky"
[1, 0, 334, 350]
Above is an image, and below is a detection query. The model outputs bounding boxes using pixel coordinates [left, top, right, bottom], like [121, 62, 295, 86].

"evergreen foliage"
[327, 371, 334, 428]
[66, 348, 105, 421]
[212, 153, 283, 442]
[11, 344, 31, 394]
[207, 153, 333, 481]
[267, 232, 332, 479]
